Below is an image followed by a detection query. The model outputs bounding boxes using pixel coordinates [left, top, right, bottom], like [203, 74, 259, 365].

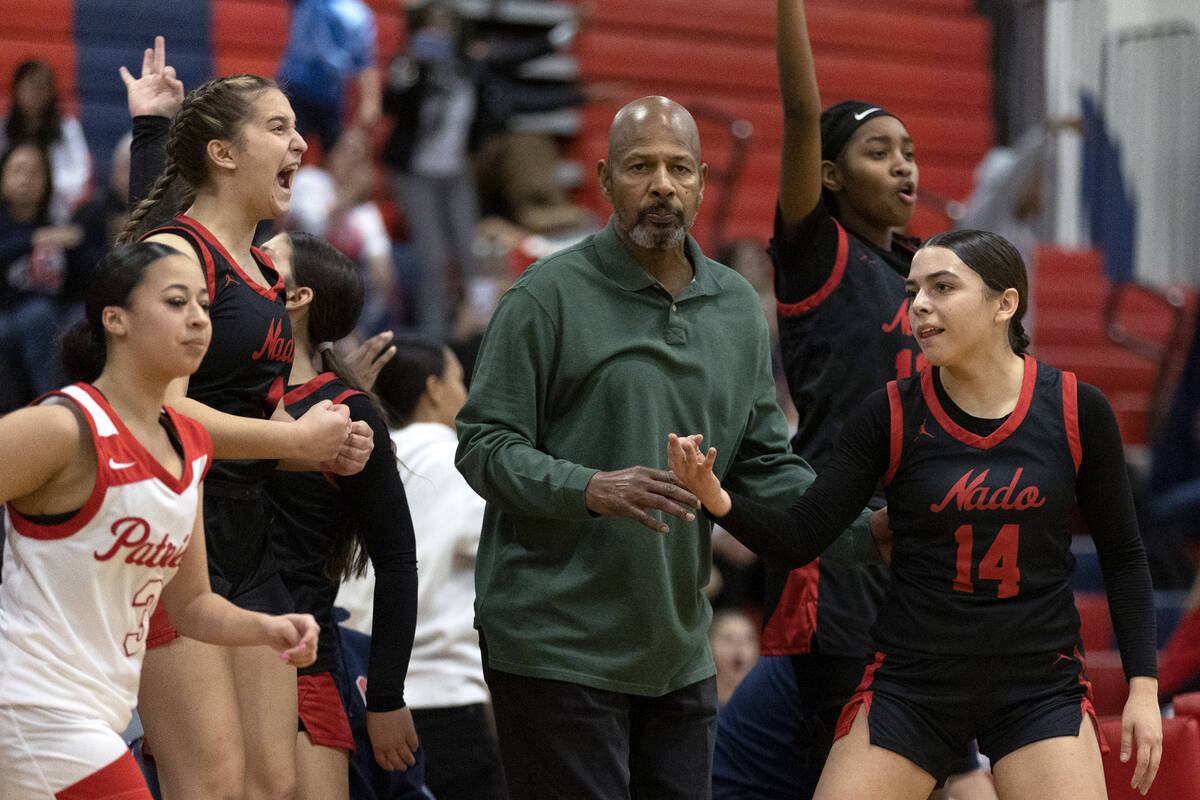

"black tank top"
[764, 202, 920, 658]
[267, 372, 417, 710]
[877, 356, 1083, 658]
[145, 215, 293, 483]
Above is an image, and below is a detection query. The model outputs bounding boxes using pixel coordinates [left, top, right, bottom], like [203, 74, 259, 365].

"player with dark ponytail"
[261, 231, 420, 799]
[0, 241, 319, 799]
[671, 229, 1162, 799]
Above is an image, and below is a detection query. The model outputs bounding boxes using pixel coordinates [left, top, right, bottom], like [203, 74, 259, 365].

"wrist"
[274, 420, 306, 461]
[708, 489, 732, 517]
[1127, 675, 1158, 695]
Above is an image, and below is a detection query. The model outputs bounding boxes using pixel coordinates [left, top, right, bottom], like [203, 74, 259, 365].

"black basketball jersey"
[269, 373, 361, 675]
[875, 356, 1083, 658]
[763, 202, 920, 658]
[773, 203, 922, 468]
[267, 373, 417, 710]
[144, 216, 293, 483]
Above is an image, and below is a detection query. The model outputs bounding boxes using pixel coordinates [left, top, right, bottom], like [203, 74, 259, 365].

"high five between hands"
[581, 435, 734, 534]
[667, 433, 732, 517]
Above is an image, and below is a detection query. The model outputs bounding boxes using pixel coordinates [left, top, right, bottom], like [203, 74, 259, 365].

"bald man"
[456, 97, 877, 798]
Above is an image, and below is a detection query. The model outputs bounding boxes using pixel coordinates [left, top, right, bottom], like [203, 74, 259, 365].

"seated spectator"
[474, 130, 592, 236]
[710, 610, 760, 707]
[1, 60, 91, 223]
[337, 336, 507, 800]
[0, 142, 79, 408]
[277, 0, 381, 155]
[285, 128, 396, 332]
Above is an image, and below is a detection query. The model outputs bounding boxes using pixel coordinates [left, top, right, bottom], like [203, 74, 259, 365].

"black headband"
[820, 100, 898, 162]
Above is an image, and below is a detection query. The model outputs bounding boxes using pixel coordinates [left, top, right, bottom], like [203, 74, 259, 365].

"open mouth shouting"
[276, 164, 299, 193]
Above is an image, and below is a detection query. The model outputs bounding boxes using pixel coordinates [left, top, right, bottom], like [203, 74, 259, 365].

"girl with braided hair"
[117, 39, 374, 800]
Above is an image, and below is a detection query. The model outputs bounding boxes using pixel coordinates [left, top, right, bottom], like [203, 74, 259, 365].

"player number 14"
[953, 524, 1020, 598]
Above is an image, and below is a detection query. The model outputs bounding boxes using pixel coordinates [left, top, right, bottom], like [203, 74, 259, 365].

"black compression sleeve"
[336, 395, 418, 711]
[1074, 383, 1158, 679]
[721, 389, 889, 565]
[129, 115, 171, 206]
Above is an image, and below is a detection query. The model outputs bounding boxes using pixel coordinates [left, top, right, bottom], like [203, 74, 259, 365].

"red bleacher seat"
[1099, 692, 1200, 799]
[211, 0, 290, 78]
[0, 0, 72, 40]
[1076, 592, 1115, 653]
[1087, 649, 1128, 718]
[1174, 691, 1200, 718]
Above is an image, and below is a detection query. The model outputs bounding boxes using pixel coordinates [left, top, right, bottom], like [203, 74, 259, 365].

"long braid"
[119, 159, 181, 243]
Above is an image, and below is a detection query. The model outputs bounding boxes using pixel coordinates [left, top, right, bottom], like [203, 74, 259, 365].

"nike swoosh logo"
[109, 459, 136, 470]
[854, 107, 880, 121]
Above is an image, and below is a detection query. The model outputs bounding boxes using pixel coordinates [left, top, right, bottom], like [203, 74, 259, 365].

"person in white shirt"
[337, 335, 507, 800]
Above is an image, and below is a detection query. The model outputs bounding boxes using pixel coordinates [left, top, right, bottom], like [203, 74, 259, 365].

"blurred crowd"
[0, 0, 606, 415]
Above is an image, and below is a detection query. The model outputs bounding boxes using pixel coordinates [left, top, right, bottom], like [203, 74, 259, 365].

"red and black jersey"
[266, 373, 417, 712]
[143, 215, 292, 484]
[721, 357, 1157, 677]
[876, 358, 1081, 657]
[772, 203, 922, 468]
[763, 202, 919, 659]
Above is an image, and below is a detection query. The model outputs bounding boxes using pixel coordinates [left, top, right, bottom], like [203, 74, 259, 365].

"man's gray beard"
[624, 217, 691, 250]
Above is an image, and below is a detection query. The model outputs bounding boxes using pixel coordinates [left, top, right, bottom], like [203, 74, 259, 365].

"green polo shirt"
[456, 219, 873, 696]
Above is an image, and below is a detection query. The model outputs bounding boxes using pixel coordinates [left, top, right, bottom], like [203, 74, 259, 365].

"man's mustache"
[638, 205, 684, 224]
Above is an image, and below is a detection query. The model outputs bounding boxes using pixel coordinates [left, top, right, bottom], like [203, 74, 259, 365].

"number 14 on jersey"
[953, 524, 1020, 598]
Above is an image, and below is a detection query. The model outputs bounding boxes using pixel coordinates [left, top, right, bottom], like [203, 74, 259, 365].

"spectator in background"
[339, 337, 508, 800]
[1145, 302, 1200, 593]
[65, 133, 132, 323]
[382, 1, 480, 341]
[0, 142, 80, 408]
[1, 59, 91, 224]
[382, 1, 586, 339]
[286, 128, 396, 333]
[278, 0, 381, 154]
[711, 610, 759, 708]
[953, 119, 1081, 339]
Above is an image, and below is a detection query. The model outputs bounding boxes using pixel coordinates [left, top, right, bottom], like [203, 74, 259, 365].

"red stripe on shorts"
[298, 672, 355, 751]
[1073, 645, 1110, 754]
[56, 750, 153, 800]
[835, 651, 886, 741]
